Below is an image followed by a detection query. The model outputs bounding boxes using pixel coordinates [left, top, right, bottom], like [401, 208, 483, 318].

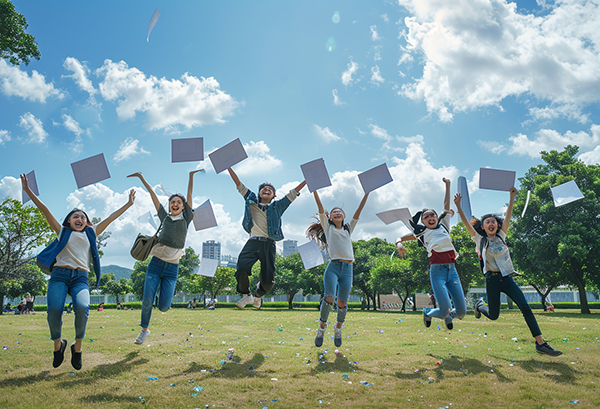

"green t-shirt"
[157, 202, 194, 249]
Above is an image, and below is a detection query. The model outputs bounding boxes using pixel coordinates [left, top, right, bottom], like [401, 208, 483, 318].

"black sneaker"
[422, 308, 432, 328]
[53, 339, 67, 368]
[71, 344, 83, 370]
[445, 320, 453, 330]
[536, 342, 562, 356]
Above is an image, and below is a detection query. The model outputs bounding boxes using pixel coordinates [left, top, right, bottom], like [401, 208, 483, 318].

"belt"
[249, 236, 274, 242]
[486, 271, 501, 276]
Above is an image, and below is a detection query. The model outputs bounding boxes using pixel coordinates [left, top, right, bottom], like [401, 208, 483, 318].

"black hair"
[306, 213, 350, 250]
[471, 214, 504, 237]
[62, 208, 92, 230]
[258, 183, 276, 203]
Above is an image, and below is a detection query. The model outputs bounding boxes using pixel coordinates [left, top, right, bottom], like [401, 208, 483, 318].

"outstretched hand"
[127, 189, 136, 206]
[453, 193, 462, 208]
[190, 169, 204, 176]
[20, 173, 30, 191]
[396, 243, 407, 258]
[443, 177, 451, 185]
[127, 172, 142, 179]
[509, 186, 518, 198]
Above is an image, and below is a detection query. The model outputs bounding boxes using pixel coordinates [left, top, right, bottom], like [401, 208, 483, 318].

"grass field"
[1, 307, 598, 408]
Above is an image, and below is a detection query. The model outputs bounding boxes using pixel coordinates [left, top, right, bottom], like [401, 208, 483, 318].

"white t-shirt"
[472, 230, 516, 276]
[320, 213, 358, 262]
[420, 214, 458, 259]
[55, 226, 96, 272]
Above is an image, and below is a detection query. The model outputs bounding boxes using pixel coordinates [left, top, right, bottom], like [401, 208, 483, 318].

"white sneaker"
[315, 325, 326, 347]
[134, 329, 150, 344]
[236, 294, 253, 309]
[334, 325, 343, 347]
[253, 296, 263, 309]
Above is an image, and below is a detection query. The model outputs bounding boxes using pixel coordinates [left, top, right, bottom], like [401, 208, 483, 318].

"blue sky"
[1, 0, 600, 268]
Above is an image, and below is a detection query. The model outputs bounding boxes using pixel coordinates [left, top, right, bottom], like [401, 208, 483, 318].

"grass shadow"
[490, 354, 581, 383]
[310, 351, 357, 375]
[80, 393, 140, 404]
[175, 353, 266, 379]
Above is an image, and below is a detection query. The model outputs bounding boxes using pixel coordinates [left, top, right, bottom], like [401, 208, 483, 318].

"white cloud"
[527, 103, 589, 124]
[19, 113, 48, 143]
[398, 0, 600, 122]
[63, 57, 97, 98]
[476, 140, 506, 154]
[0, 176, 20, 202]
[373, 45, 383, 61]
[332, 89, 346, 106]
[0, 130, 11, 144]
[370, 25, 382, 41]
[96, 59, 239, 133]
[579, 145, 600, 165]
[341, 60, 360, 86]
[114, 137, 150, 163]
[0, 59, 65, 103]
[62, 113, 86, 137]
[370, 65, 385, 85]
[382, 14, 390, 23]
[313, 124, 342, 143]
[368, 123, 423, 151]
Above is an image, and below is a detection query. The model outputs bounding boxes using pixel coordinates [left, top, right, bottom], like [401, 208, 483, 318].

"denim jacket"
[241, 189, 293, 242]
[37, 226, 101, 288]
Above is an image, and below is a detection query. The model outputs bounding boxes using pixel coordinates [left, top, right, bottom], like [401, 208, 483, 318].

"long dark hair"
[62, 208, 93, 231]
[306, 212, 350, 250]
[470, 214, 504, 237]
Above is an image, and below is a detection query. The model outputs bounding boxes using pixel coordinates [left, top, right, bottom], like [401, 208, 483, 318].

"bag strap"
[152, 218, 165, 238]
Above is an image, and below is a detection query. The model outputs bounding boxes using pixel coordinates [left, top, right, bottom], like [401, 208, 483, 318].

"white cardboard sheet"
[300, 158, 332, 193]
[172, 137, 204, 163]
[298, 240, 324, 270]
[194, 258, 220, 277]
[376, 208, 412, 230]
[22, 170, 39, 204]
[147, 8, 160, 42]
[358, 163, 393, 193]
[70, 153, 111, 189]
[193, 199, 218, 231]
[457, 176, 472, 219]
[550, 180, 584, 207]
[208, 138, 248, 174]
[479, 168, 516, 191]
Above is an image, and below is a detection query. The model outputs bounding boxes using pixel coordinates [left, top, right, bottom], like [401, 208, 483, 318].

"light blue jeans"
[47, 267, 90, 340]
[141, 257, 179, 328]
[323, 260, 353, 303]
[426, 264, 467, 322]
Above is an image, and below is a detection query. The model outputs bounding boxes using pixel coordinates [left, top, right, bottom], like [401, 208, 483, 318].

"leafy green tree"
[0, 198, 53, 312]
[451, 223, 483, 292]
[352, 238, 396, 310]
[104, 278, 133, 304]
[371, 254, 417, 311]
[183, 266, 236, 301]
[98, 272, 115, 290]
[0, 263, 46, 312]
[0, 0, 41, 66]
[130, 258, 151, 300]
[511, 145, 600, 314]
[175, 247, 200, 292]
[273, 252, 321, 309]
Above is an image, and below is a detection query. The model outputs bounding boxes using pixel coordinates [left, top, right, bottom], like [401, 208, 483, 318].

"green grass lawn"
[1, 307, 598, 408]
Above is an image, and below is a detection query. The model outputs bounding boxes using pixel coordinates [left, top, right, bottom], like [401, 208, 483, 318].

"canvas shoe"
[474, 298, 484, 319]
[134, 329, 150, 344]
[334, 325, 343, 347]
[253, 296, 263, 309]
[445, 319, 454, 330]
[53, 338, 67, 368]
[235, 294, 253, 309]
[70, 344, 82, 370]
[422, 307, 432, 328]
[315, 324, 326, 347]
[536, 342, 563, 356]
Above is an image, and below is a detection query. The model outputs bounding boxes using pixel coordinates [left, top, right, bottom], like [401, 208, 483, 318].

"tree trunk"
[572, 269, 590, 314]
[288, 290, 298, 309]
[0, 294, 4, 315]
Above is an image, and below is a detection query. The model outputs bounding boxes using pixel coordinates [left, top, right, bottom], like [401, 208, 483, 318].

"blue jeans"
[426, 264, 467, 322]
[47, 267, 90, 340]
[141, 257, 179, 328]
[323, 260, 353, 303]
[479, 272, 541, 338]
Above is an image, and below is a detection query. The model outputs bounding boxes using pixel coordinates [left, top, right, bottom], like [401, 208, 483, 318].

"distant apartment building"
[221, 254, 237, 269]
[202, 240, 221, 260]
[283, 239, 298, 257]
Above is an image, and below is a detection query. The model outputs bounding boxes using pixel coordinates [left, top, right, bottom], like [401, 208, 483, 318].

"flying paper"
[376, 208, 412, 230]
[550, 180, 584, 207]
[521, 190, 531, 217]
[138, 211, 158, 230]
[22, 170, 39, 204]
[208, 138, 248, 174]
[172, 137, 204, 163]
[193, 199, 218, 231]
[147, 8, 160, 42]
[457, 176, 472, 219]
[194, 258, 220, 277]
[300, 158, 331, 193]
[479, 168, 515, 192]
[298, 240, 324, 270]
[70, 153, 111, 189]
[358, 163, 393, 193]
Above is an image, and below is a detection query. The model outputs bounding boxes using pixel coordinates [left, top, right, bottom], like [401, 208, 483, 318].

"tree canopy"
[0, 0, 41, 66]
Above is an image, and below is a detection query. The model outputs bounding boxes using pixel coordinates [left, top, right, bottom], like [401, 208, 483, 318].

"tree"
[0, 198, 53, 312]
[511, 146, 600, 314]
[183, 266, 236, 302]
[0, 262, 46, 313]
[175, 247, 200, 292]
[130, 258, 151, 300]
[0, 0, 41, 66]
[273, 252, 322, 309]
[104, 278, 133, 304]
[352, 238, 396, 310]
[371, 254, 417, 311]
[451, 223, 483, 292]
[98, 272, 115, 290]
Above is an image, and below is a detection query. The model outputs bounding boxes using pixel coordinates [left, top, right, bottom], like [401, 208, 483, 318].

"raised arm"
[313, 190, 325, 214]
[20, 174, 61, 234]
[187, 169, 204, 207]
[443, 177, 451, 211]
[352, 193, 369, 220]
[454, 193, 476, 237]
[127, 172, 161, 212]
[501, 187, 518, 234]
[294, 180, 307, 194]
[227, 167, 242, 187]
[96, 189, 135, 235]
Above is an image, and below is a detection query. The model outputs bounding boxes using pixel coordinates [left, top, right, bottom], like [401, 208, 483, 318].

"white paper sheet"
[457, 176, 472, 220]
[70, 153, 111, 189]
[194, 258, 220, 277]
[479, 168, 516, 191]
[158, 182, 173, 197]
[358, 163, 393, 193]
[193, 199, 218, 231]
[208, 138, 248, 174]
[376, 208, 412, 230]
[300, 158, 332, 193]
[550, 180, 584, 207]
[521, 190, 531, 217]
[147, 8, 160, 42]
[172, 137, 204, 163]
[138, 211, 158, 230]
[22, 170, 39, 204]
[298, 240, 324, 270]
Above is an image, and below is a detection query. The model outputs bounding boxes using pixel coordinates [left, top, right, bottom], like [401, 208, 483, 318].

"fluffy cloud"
[313, 124, 342, 143]
[96, 59, 239, 133]
[341, 60, 360, 86]
[113, 137, 150, 163]
[0, 176, 20, 202]
[478, 125, 600, 158]
[368, 123, 424, 151]
[370, 25, 382, 41]
[0, 59, 65, 103]
[332, 89, 346, 106]
[579, 145, 600, 165]
[0, 130, 11, 144]
[19, 113, 48, 143]
[398, 0, 600, 122]
[63, 57, 97, 97]
[371, 65, 385, 85]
